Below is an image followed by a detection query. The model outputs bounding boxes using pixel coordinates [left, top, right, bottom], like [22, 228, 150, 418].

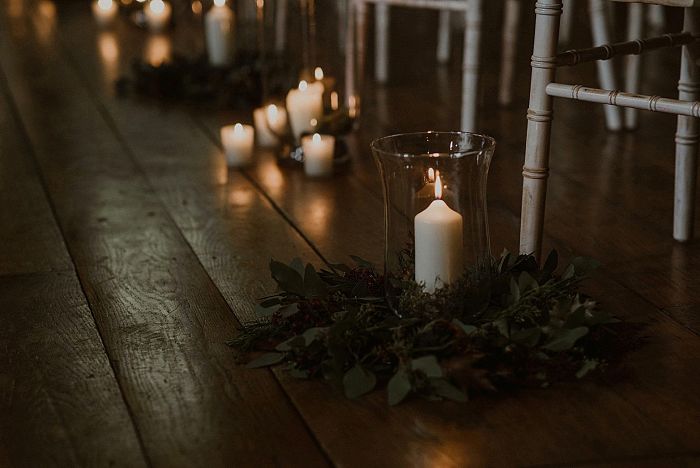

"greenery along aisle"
[229, 250, 636, 406]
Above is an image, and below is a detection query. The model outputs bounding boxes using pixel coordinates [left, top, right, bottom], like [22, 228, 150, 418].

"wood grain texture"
[0, 5, 327, 467]
[0, 271, 147, 468]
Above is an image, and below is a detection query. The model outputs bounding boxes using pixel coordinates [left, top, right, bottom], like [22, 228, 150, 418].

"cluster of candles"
[92, 0, 172, 31]
[221, 68, 337, 178]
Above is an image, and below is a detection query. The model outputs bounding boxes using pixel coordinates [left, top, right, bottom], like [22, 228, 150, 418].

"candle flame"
[213, 0, 225, 6]
[299, 80, 308, 91]
[310, 118, 317, 127]
[330, 91, 339, 111]
[314, 67, 324, 81]
[191, 0, 202, 13]
[266, 104, 278, 122]
[97, 0, 113, 10]
[435, 174, 443, 200]
[312, 133, 321, 144]
[234, 123, 244, 135]
[149, 0, 164, 14]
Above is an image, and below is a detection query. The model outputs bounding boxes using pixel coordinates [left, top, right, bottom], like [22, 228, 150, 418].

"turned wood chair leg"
[647, 4, 665, 33]
[375, 1, 389, 83]
[520, 0, 562, 259]
[674, 7, 700, 242]
[624, 2, 644, 130]
[337, 0, 348, 53]
[559, 0, 574, 45]
[498, 0, 521, 107]
[589, 0, 623, 131]
[437, 10, 451, 64]
[461, 0, 482, 132]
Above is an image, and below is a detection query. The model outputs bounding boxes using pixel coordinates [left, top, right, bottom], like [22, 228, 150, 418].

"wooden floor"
[2, 1, 700, 467]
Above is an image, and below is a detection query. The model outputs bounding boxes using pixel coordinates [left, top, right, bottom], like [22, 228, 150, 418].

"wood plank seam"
[0, 59, 154, 468]
[53, 33, 334, 465]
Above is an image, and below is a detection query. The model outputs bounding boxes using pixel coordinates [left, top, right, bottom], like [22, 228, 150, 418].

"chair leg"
[498, 0, 521, 107]
[344, 0, 356, 106]
[589, 0, 623, 131]
[461, 0, 482, 132]
[375, 1, 389, 83]
[674, 7, 700, 242]
[519, 0, 562, 259]
[647, 4, 665, 33]
[437, 10, 451, 64]
[559, 0, 574, 45]
[624, 2, 643, 130]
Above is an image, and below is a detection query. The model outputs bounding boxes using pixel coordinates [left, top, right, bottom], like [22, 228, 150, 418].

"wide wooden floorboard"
[0, 47, 146, 466]
[0, 5, 327, 467]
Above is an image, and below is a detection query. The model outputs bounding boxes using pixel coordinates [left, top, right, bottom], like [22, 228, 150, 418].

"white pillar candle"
[92, 0, 118, 27]
[221, 123, 255, 167]
[301, 133, 335, 177]
[144, 0, 171, 32]
[285, 80, 324, 141]
[205, 0, 234, 67]
[414, 174, 463, 293]
[253, 104, 288, 147]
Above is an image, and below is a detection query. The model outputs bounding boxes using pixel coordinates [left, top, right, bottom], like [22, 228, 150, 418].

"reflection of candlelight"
[8, 0, 24, 19]
[144, 34, 171, 66]
[306, 195, 331, 238]
[330, 91, 339, 111]
[98, 32, 120, 82]
[229, 187, 255, 207]
[260, 160, 285, 198]
[33, 0, 57, 44]
[348, 95, 359, 118]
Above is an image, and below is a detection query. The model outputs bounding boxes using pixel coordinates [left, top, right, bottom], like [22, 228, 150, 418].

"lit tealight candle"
[144, 0, 171, 32]
[285, 80, 324, 141]
[205, 0, 234, 67]
[92, 0, 118, 27]
[414, 174, 463, 293]
[221, 123, 255, 167]
[301, 133, 335, 177]
[253, 104, 288, 147]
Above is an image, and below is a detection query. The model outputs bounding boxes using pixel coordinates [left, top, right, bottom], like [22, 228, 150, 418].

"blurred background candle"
[414, 174, 463, 293]
[205, 0, 234, 67]
[221, 123, 254, 167]
[302, 133, 334, 177]
[286, 80, 323, 141]
[144, 0, 171, 32]
[92, 0, 118, 27]
[253, 104, 288, 147]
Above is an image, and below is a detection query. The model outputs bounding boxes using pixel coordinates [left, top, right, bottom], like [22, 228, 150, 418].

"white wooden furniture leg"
[589, 0, 623, 131]
[520, 0, 562, 258]
[375, 1, 389, 82]
[674, 7, 700, 241]
[559, 0, 575, 45]
[437, 10, 451, 64]
[624, 2, 644, 130]
[499, 0, 521, 106]
[275, 0, 287, 53]
[461, 0, 482, 132]
[647, 4, 665, 32]
[338, 0, 348, 53]
[345, 0, 357, 108]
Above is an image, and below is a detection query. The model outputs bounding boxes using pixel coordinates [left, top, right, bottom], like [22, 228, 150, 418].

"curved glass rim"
[370, 131, 496, 160]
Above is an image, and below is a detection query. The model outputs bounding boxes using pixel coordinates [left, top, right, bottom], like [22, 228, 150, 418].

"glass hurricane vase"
[371, 132, 496, 307]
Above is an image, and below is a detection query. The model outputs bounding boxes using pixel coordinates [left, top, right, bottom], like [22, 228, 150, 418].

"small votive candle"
[302, 133, 335, 177]
[144, 0, 172, 32]
[286, 80, 324, 141]
[221, 123, 255, 167]
[253, 104, 288, 147]
[92, 0, 118, 27]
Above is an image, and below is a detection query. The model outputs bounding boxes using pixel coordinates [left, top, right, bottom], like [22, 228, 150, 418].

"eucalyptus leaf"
[289, 257, 305, 276]
[254, 303, 280, 318]
[571, 257, 601, 278]
[276, 335, 305, 352]
[246, 352, 285, 368]
[387, 369, 412, 406]
[543, 326, 589, 352]
[576, 359, 599, 379]
[509, 277, 520, 302]
[518, 271, 538, 293]
[304, 264, 329, 298]
[453, 319, 478, 336]
[343, 365, 377, 399]
[431, 379, 468, 402]
[278, 303, 299, 318]
[411, 355, 443, 378]
[270, 260, 305, 295]
[510, 327, 542, 348]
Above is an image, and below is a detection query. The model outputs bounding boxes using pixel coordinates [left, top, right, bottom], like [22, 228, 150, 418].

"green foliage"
[229, 251, 634, 405]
